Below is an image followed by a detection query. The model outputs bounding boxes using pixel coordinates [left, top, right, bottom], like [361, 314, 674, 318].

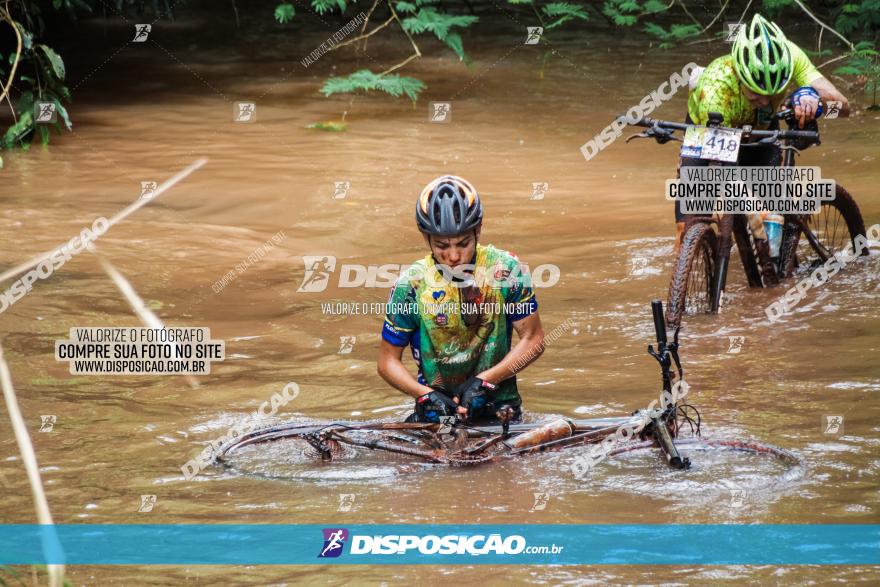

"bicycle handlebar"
[651, 299, 667, 346]
[626, 116, 820, 141]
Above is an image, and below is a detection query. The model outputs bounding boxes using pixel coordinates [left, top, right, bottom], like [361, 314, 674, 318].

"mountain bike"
[626, 109, 867, 329]
[216, 302, 800, 479]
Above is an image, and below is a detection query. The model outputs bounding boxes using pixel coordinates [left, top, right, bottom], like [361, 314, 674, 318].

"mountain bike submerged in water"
[216, 302, 801, 482]
[626, 108, 867, 329]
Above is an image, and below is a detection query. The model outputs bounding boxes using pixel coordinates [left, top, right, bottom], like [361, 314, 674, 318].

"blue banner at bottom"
[1, 524, 878, 565]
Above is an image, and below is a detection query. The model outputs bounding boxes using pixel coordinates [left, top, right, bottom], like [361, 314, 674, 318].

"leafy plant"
[312, 0, 347, 15]
[834, 1, 880, 37]
[835, 40, 880, 109]
[401, 8, 478, 62]
[761, 0, 795, 14]
[1, 0, 178, 160]
[0, 19, 71, 153]
[274, 3, 295, 24]
[602, 0, 643, 26]
[643, 22, 701, 48]
[542, 2, 589, 29]
[321, 69, 426, 101]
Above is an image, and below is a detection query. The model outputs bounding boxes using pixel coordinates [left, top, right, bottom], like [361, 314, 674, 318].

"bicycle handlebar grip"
[651, 300, 667, 345]
[618, 115, 650, 127]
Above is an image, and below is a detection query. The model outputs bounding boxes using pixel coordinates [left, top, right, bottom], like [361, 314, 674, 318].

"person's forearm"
[478, 334, 545, 384]
[378, 358, 432, 399]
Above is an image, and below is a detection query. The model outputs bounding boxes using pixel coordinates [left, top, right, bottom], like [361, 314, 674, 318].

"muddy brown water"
[1, 5, 879, 585]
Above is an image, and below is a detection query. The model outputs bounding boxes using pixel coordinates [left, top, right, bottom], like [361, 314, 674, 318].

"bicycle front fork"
[711, 214, 735, 312]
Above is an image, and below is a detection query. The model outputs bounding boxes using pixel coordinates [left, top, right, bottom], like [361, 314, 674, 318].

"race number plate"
[681, 126, 741, 162]
[701, 127, 741, 162]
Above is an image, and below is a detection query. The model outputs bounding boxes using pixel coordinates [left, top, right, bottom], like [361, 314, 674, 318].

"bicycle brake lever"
[625, 131, 653, 143]
[652, 129, 672, 144]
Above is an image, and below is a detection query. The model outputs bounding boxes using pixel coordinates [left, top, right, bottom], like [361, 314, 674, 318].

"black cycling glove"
[416, 391, 458, 423]
[455, 376, 497, 418]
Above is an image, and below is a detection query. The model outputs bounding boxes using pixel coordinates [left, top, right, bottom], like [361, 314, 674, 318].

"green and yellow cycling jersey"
[688, 40, 824, 128]
[382, 244, 538, 405]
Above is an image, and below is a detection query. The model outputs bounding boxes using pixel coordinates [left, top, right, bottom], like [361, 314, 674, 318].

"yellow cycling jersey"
[688, 41, 824, 128]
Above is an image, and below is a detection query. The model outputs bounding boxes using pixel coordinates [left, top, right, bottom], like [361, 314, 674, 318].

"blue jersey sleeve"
[381, 277, 420, 347]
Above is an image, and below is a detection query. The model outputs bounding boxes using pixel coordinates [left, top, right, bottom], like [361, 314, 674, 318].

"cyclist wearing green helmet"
[674, 13, 850, 250]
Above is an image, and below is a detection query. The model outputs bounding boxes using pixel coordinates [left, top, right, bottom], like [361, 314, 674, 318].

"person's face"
[425, 228, 480, 270]
[741, 83, 772, 109]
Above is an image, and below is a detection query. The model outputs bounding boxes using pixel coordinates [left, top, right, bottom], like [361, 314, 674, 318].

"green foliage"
[761, 0, 794, 14]
[834, 1, 880, 37]
[602, 0, 656, 26]
[642, 0, 667, 13]
[274, 3, 295, 24]
[312, 0, 346, 15]
[643, 22, 701, 48]
[1, 32, 70, 150]
[402, 8, 478, 62]
[835, 41, 880, 107]
[321, 69, 426, 101]
[2, 0, 175, 154]
[542, 2, 589, 30]
[52, 0, 93, 18]
[37, 45, 65, 79]
[395, 1, 418, 13]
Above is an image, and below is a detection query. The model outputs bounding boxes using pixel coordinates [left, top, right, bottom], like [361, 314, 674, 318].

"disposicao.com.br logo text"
[317, 529, 563, 557]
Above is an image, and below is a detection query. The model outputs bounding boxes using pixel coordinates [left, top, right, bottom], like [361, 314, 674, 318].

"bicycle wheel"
[779, 185, 867, 277]
[666, 222, 717, 329]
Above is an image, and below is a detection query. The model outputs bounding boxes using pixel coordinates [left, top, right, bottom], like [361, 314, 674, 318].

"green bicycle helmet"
[731, 14, 793, 96]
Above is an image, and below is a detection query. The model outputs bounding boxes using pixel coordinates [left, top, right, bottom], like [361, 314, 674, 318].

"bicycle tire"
[607, 437, 802, 467]
[779, 184, 867, 277]
[666, 223, 718, 330]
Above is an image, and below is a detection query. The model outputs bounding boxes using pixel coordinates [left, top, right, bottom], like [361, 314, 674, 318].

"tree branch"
[381, 0, 421, 77]
[791, 0, 853, 51]
[332, 15, 394, 51]
[818, 54, 849, 69]
[381, 52, 420, 76]
[360, 0, 381, 54]
[696, 0, 730, 36]
[676, 0, 703, 30]
[0, 4, 23, 114]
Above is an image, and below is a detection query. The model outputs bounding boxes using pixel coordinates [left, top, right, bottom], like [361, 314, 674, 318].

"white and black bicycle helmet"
[416, 175, 483, 236]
